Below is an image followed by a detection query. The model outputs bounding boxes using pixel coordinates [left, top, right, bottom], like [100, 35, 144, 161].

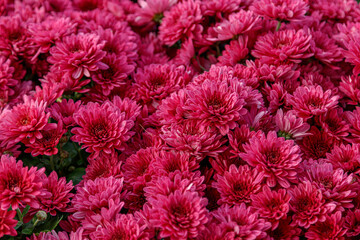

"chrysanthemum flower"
[27, 230, 70, 240]
[48, 99, 82, 128]
[83, 153, 123, 181]
[159, 0, 203, 46]
[207, 10, 261, 42]
[92, 214, 147, 240]
[317, 108, 349, 141]
[48, 33, 108, 80]
[326, 144, 360, 173]
[240, 131, 302, 188]
[71, 101, 134, 158]
[23, 122, 66, 157]
[149, 190, 208, 240]
[305, 211, 347, 240]
[310, 0, 357, 21]
[289, 180, 336, 228]
[252, 29, 313, 64]
[0, 209, 17, 238]
[202, 0, 241, 19]
[0, 155, 46, 210]
[92, 54, 134, 96]
[288, 85, 339, 120]
[299, 126, 335, 160]
[250, 0, 308, 22]
[301, 162, 358, 211]
[213, 164, 264, 205]
[184, 79, 247, 135]
[217, 36, 249, 66]
[345, 209, 360, 237]
[212, 203, 271, 239]
[160, 120, 227, 160]
[0, 97, 53, 145]
[266, 217, 302, 239]
[38, 171, 73, 216]
[71, 177, 125, 220]
[339, 75, 360, 106]
[275, 109, 311, 140]
[251, 186, 291, 230]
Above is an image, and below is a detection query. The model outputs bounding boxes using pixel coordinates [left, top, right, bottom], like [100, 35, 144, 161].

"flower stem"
[276, 20, 282, 31]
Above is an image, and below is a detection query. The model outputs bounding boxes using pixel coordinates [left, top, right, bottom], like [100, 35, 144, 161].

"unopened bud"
[35, 211, 47, 221]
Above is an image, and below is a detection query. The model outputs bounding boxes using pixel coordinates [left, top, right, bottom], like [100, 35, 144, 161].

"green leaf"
[21, 228, 33, 235]
[33, 215, 63, 233]
[14, 221, 23, 230]
[67, 167, 85, 185]
[22, 205, 31, 217]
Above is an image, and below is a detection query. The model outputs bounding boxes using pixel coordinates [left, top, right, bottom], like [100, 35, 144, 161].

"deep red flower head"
[0, 209, 17, 238]
[240, 131, 302, 188]
[0, 154, 46, 210]
[49, 99, 82, 128]
[213, 164, 264, 205]
[326, 144, 360, 173]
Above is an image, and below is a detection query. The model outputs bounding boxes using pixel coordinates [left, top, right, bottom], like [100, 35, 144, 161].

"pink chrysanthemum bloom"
[27, 230, 70, 240]
[267, 217, 302, 240]
[130, 0, 177, 28]
[160, 120, 227, 161]
[345, 107, 360, 144]
[251, 186, 291, 230]
[202, 0, 241, 19]
[184, 80, 247, 135]
[344, 34, 360, 76]
[71, 177, 125, 220]
[23, 122, 66, 157]
[310, 30, 343, 68]
[92, 54, 134, 96]
[289, 180, 336, 229]
[92, 214, 147, 240]
[0, 209, 17, 238]
[288, 85, 339, 120]
[326, 144, 360, 173]
[250, 0, 308, 22]
[252, 29, 313, 64]
[228, 125, 261, 157]
[48, 33, 108, 80]
[317, 108, 349, 141]
[149, 190, 208, 240]
[299, 126, 335, 160]
[207, 10, 261, 42]
[212, 203, 271, 239]
[28, 16, 77, 57]
[345, 209, 360, 237]
[213, 164, 264, 206]
[217, 36, 249, 66]
[0, 155, 45, 210]
[275, 109, 311, 140]
[71, 101, 134, 158]
[240, 131, 302, 188]
[310, 0, 357, 21]
[38, 171, 73, 216]
[305, 211, 347, 240]
[132, 64, 190, 108]
[0, 97, 52, 145]
[301, 162, 358, 211]
[339, 75, 360, 106]
[49, 99, 82, 128]
[159, 0, 203, 46]
[84, 153, 123, 181]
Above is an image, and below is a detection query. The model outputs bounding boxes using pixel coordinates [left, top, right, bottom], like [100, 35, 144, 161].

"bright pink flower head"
[92, 214, 147, 240]
[202, 0, 241, 19]
[159, 0, 203, 46]
[217, 36, 249, 66]
[344, 34, 360, 76]
[71, 177, 125, 220]
[38, 171, 73, 216]
[339, 75, 360, 106]
[228, 125, 261, 157]
[275, 109, 311, 140]
[301, 162, 358, 211]
[305, 211, 347, 240]
[0, 155, 45, 210]
[49, 99, 82, 128]
[207, 10, 261, 42]
[110, 96, 141, 122]
[240, 131, 302, 188]
[310, 0, 358, 21]
[149, 190, 208, 240]
[345, 209, 360, 237]
[345, 107, 360, 144]
[252, 29, 313, 64]
[71, 101, 134, 158]
[213, 164, 264, 206]
[0, 209, 17, 238]
[84, 153, 123, 181]
[0, 97, 52, 145]
[326, 144, 360, 173]
[92, 54, 134, 96]
[184, 80, 247, 135]
[48, 33, 108, 80]
[27, 230, 70, 240]
[288, 85, 339, 120]
[289, 180, 336, 228]
[160, 120, 227, 160]
[23, 121, 66, 157]
[251, 186, 291, 230]
[250, 0, 308, 22]
[317, 108, 349, 141]
[212, 203, 271, 239]
[28, 16, 77, 56]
